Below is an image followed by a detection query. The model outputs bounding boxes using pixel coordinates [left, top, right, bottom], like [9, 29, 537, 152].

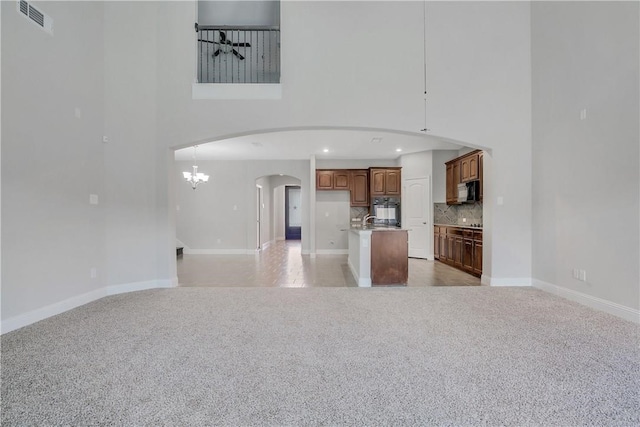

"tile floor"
[178, 241, 480, 287]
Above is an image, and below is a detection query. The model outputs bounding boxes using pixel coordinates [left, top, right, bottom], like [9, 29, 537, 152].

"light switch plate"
[89, 194, 99, 205]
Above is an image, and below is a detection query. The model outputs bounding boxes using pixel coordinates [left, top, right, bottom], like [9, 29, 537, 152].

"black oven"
[371, 197, 401, 227]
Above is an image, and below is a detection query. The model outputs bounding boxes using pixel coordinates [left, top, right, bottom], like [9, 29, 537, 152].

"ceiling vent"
[17, 1, 53, 35]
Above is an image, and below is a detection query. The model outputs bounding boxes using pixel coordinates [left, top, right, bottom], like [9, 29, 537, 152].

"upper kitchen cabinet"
[445, 161, 461, 205]
[461, 152, 480, 183]
[446, 150, 483, 205]
[316, 170, 334, 190]
[350, 170, 369, 207]
[369, 167, 401, 196]
[316, 170, 349, 190]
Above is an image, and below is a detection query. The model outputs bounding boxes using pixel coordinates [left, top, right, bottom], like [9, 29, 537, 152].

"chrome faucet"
[362, 214, 377, 227]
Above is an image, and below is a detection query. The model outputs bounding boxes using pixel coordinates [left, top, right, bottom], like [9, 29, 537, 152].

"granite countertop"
[434, 223, 483, 230]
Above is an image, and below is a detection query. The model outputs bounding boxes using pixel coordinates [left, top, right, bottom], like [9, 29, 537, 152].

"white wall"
[315, 191, 350, 252]
[316, 159, 398, 169]
[198, 1, 280, 26]
[153, 0, 532, 284]
[531, 2, 640, 310]
[424, 1, 532, 283]
[400, 151, 432, 180]
[2, 0, 536, 326]
[432, 150, 459, 203]
[1, 1, 106, 320]
[175, 160, 309, 252]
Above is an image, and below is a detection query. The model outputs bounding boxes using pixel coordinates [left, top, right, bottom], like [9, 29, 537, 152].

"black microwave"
[458, 181, 480, 203]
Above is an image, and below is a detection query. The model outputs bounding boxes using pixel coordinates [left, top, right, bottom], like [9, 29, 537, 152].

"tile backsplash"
[434, 203, 483, 226]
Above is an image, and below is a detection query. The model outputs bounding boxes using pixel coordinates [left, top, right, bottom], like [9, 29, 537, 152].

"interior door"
[285, 186, 301, 240]
[405, 177, 430, 259]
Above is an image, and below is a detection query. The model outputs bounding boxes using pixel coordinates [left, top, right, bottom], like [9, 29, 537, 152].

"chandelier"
[183, 145, 209, 190]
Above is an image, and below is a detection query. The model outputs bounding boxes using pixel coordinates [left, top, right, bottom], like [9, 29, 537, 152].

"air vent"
[16, 1, 53, 34]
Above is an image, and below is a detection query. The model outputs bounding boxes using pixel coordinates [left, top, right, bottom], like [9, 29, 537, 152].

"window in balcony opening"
[197, 1, 280, 84]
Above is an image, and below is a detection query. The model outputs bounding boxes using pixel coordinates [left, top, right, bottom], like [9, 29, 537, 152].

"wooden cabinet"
[435, 226, 482, 277]
[446, 161, 461, 205]
[334, 170, 350, 190]
[461, 153, 479, 183]
[316, 170, 334, 190]
[370, 169, 386, 195]
[478, 152, 483, 203]
[370, 168, 401, 196]
[350, 170, 369, 207]
[317, 167, 401, 205]
[371, 230, 408, 285]
[385, 169, 401, 195]
[473, 231, 483, 275]
[316, 169, 353, 191]
[445, 150, 483, 205]
[462, 230, 474, 273]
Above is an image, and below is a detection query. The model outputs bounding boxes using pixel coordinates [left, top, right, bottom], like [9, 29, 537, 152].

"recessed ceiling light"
[323, 148, 329, 153]
[396, 148, 402, 152]
[371, 137, 382, 144]
[251, 142, 263, 147]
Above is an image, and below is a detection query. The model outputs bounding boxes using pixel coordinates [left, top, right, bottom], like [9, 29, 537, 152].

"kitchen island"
[348, 227, 408, 287]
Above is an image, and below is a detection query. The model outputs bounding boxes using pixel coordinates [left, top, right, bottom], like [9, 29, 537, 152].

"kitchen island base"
[348, 228, 408, 287]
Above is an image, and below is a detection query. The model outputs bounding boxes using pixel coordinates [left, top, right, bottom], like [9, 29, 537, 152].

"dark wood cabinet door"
[371, 231, 408, 285]
[350, 170, 369, 206]
[440, 233, 448, 260]
[478, 152, 483, 202]
[447, 161, 461, 205]
[461, 157, 471, 182]
[385, 170, 401, 195]
[468, 154, 479, 181]
[453, 161, 461, 192]
[316, 170, 334, 190]
[370, 169, 386, 195]
[463, 238, 474, 272]
[446, 164, 455, 204]
[434, 228, 440, 259]
[453, 236, 463, 267]
[473, 241, 483, 274]
[334, 171, 350, 190]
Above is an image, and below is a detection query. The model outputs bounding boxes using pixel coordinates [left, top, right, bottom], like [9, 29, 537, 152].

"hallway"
[177, 241, 481, 287]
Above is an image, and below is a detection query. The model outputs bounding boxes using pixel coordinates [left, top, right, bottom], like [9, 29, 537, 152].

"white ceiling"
[174, 129, 463, 161]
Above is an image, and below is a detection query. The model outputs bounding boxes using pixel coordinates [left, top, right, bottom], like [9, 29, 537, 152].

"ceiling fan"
[198, 31, 252, 60]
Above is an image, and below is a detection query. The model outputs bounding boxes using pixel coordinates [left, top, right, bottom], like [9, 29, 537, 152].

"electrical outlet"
[572, 268, 579, 279]
[90, 268, 97, 279]
[579, 270, 587, 282]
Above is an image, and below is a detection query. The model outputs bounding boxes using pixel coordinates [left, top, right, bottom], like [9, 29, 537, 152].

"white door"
[405, 177, 431, 259]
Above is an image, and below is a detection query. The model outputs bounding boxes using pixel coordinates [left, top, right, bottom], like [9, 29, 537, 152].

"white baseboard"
[483, 276, 532, 287]
[261, 240, 274, 250]
[184, 248, 252, 255]
[533, 279, 640, 324]
[106, 278, 176, 296]
[348, 259, 371, 287]
[1, 279, 179, 335]
[276, 237, 285, 241]
[316, 249, 348, 255]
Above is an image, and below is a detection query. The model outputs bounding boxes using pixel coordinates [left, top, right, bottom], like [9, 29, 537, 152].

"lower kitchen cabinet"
[434, 225, 482, 277]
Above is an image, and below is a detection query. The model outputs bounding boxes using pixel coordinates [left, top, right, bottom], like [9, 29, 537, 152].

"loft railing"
[196, 25, 281, 84]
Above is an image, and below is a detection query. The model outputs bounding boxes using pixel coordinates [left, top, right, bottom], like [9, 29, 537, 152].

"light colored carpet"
[2, 287, 639, 426]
